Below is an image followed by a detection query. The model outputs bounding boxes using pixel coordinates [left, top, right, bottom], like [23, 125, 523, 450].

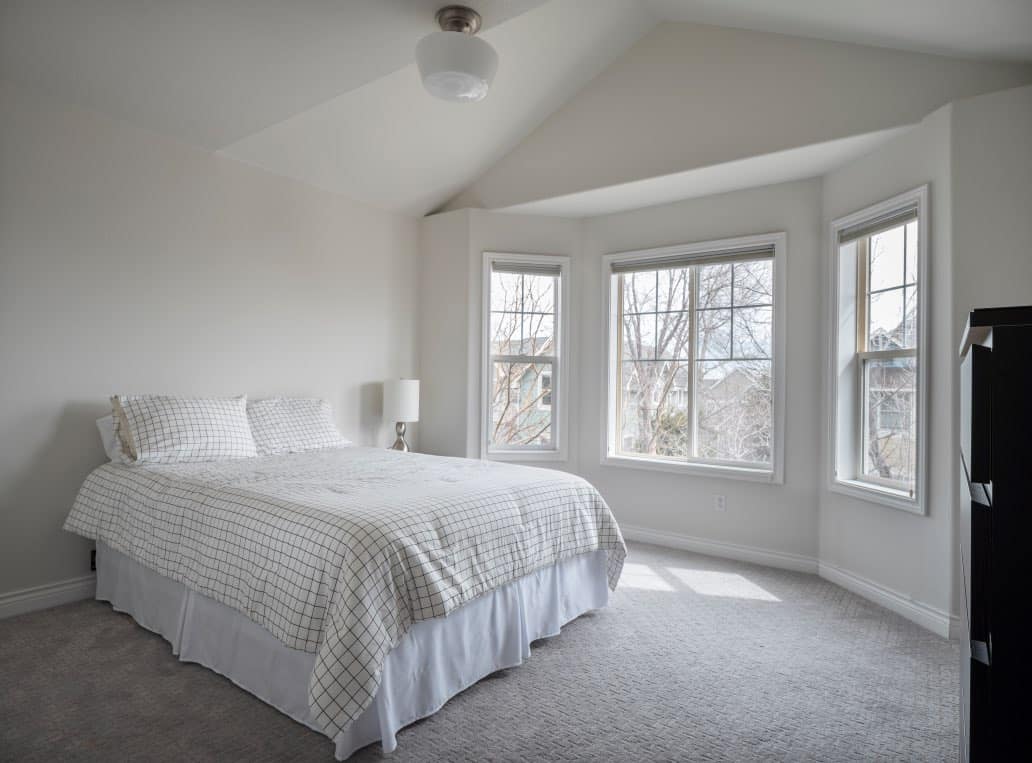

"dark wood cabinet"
[959, 306, 1032, 761]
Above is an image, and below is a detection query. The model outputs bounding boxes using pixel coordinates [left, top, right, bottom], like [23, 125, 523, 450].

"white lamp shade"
[383, 379, 420, 423]
[415, 31, 498, 102]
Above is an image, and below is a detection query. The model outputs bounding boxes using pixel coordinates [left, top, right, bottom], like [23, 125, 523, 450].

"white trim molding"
[0, 574, 96, 620]
[600, 232, 788, 483]
[602, 455, 780, 483]
[826, 185, 930, 515]
[817, 561, 952, 639]
[621, 524, 956, 639]
[480, 251, 571, 462]
[620, 524, 817, 574]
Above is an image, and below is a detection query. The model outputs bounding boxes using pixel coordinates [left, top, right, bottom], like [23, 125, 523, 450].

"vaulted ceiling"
[645, 0, 1032, 62]
[3, 0, 1031, 217]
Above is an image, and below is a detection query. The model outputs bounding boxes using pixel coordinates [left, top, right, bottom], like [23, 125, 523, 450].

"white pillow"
[247, 398, 351, 455]
[95, 415, 129, 463]
[112, 394, 257, 464]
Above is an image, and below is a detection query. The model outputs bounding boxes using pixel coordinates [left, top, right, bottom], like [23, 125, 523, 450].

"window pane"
[490, 361, 553, 448]
[904, 220, 918, 284]
[491, 272, 522, 312]
[622, 312, 656, 360]
[656, 267, 690, 312]
[622, 271, 657, 314]
[868, 288, 905, 350]
[869, 224, 906, 291]
[697, 263, 732, 309]
[732, 260, 773, 306]
[903, 285, 918, 348]
[695, 360, 772, 464]
[490, 311, 521, 354]
[656, 310, 692, 360]
[656, 364, 691, 458]
[540, 373, 552, 408]
[732, 306, 772, 359]
[523, 273, 556, 314]
[619, 361, 689, 457]
[522, 313, 555, 355]
[697, 308, 732, 359]
[862, 356, 917, 486]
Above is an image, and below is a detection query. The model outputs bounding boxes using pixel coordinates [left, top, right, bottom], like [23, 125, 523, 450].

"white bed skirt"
[95, 542, 609, 760]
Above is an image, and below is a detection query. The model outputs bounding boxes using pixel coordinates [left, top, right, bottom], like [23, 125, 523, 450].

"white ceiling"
[2, 0, 1029, 217]
[645, 0, 1032, 62]
[0, 0, 548, 149]
[219, 0, 654, 216]
[495, 126, 913, 217]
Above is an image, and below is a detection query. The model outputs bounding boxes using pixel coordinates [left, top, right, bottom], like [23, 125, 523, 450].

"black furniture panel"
[958, 306, 1032, 762]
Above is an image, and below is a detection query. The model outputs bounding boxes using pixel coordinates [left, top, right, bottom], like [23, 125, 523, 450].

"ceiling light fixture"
[415, 5, 498, 102]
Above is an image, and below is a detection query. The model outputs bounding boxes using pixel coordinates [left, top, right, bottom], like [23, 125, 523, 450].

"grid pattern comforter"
[64, 446, 626, 736]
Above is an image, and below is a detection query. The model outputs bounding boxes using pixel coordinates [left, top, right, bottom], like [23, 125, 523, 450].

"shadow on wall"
[3, 401, 109, 587]
[358, 381, 385, 447]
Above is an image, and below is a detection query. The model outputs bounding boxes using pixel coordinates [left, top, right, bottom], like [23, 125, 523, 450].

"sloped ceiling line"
[4, 0, 1031, 217]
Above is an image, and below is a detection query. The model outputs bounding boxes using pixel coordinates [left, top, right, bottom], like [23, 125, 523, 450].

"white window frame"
[481, 252, 570, 462]
[827, 185, 929, 515]
[600, 232, 787, 483]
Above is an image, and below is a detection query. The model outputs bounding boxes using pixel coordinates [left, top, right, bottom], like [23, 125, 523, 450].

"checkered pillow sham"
[247, 398, 350, 455]
[112, 394, 257, 463]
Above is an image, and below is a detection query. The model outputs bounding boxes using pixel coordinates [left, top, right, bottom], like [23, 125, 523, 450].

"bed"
[64, 445, 626, 759]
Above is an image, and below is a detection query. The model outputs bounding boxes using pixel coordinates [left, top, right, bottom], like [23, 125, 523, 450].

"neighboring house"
[620, 362, 770, 462]
[864, 326, 917, 482]
[491, 335, 553, 445]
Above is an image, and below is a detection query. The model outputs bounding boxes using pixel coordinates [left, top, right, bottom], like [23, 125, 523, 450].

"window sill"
[601, 454, 780, 484]
[486, 449, 566, 463]
[829, 478, 925, 515]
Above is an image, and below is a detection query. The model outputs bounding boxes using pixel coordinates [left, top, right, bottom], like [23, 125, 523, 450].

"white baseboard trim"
[620, 524, 819, 574]
[620, 523, 956, 639]
[0, 540, 958, 639]
[949, 615, 964, 641]
[0, 574, 96, 620]
[817, 562, 953, 639]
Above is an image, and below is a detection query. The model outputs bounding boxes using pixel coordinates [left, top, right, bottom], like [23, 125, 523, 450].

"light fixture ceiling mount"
[435, 5, 482, 35]
[416, 5, 498, 103]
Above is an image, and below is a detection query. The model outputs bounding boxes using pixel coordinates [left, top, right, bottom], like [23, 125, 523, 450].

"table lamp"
[383, 379, 419, 451]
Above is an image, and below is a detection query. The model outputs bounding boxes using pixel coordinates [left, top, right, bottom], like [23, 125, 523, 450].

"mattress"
[65, 446, 626, 735]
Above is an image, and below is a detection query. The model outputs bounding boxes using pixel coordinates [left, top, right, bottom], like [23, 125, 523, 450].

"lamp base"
[388, 421, 410, 452]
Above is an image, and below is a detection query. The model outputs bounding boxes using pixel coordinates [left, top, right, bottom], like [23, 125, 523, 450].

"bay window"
[603, 234, 786, 481]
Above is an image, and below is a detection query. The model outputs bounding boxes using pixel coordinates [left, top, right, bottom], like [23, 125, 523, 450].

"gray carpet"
[0, 542, 958, 762]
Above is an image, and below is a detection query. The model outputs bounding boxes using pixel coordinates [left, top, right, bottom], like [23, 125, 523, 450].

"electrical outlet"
[714, 495, 726, 512]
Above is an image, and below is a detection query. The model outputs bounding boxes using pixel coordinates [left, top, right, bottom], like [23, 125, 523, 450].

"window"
[538, 373, 552, 410]
[829, 186, 928, 513]
[483, 253, 569, 460]
[603, 234, 786, 481]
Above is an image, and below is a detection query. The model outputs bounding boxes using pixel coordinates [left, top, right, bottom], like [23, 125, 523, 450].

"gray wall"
[452, 22, 1032, 211]
[819, 105, 955, 617]
[420, 180, 823, 562]
[817, 84, 1032, 625]
[949, 84, 1032, 617]
[419, 87, 1032, 629]
[951, 86, 1032, 331]
[0, 81, 420, 596]
[579, 180, 822, 560]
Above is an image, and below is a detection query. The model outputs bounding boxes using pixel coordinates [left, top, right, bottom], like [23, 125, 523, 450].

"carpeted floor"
[0, 542, 958, 762]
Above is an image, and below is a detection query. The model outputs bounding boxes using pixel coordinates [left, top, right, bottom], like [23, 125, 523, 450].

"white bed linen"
[66, 447, 625, 735]
[95, 541, 609, 760]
